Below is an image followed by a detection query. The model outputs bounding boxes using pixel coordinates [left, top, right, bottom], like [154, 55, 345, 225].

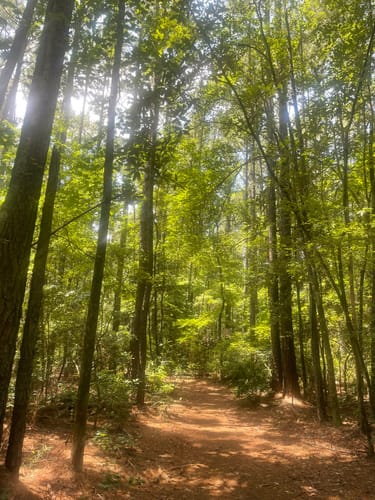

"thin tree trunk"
[296, 282, 307, 396]
[112, 207, 128, 333]
[370, 106, 375, 415]
[0, 0, 73, 445]
[308, 262, 340, 424]
[0, 0, 38, 115]
[71, 0, 125, 472]
[78, 67, 90, 144]
[268, 176, 282, 392]
[278, 85, 300, 397]
[309, 283, 327, 421]
[2, 58, 22, 122]
[133, 141, 156, 405]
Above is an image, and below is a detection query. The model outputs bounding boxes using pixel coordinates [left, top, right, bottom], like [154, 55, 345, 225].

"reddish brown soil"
[1, 378, 375, 499]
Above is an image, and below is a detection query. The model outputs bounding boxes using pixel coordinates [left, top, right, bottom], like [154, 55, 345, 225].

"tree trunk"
[0, 0, 38, 115]
[71, 0, 125, 472]
[5, 136, 60, 474]
[309, 283, 327, 421]
[278, 86, 300, 397]
[370, 109, 375, 415]
[296, 282, 307, 396]
[133, 144, 156, 405]
[244, 149, 258, 339]
[4, 8, 82, 473]
[112, 207, 128, 333]
[309, 262, 340, 424]
[2, 58, 22, 122]
[268, 176, 282, 392]
[0, 0, 73, 445]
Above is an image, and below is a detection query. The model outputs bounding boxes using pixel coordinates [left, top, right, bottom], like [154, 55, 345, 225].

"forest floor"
[1, 377, 375, 499]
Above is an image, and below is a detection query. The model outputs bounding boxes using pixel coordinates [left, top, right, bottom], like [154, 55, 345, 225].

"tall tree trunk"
[309, 283, 327, 422]
[369, 106, 375, 415]
[0, 0, 38, 115]
[244, 148, 258, 339]
[4, 8, 82, 473]
[296, 282, 307, 396]
[112, 207, 128, 334]
[0, 0, 73, 445]
[268, 175, 282, 392]
[2, 58, 22, 122]
[133, 133, 157, 405]
[265, 100, 282, 392]
[5, 135, 60, 474]
[78, 67, 90, 144]
[308, 262, 340, 424]
[71, 0, 125, 472]
[278, 86, 300, 397]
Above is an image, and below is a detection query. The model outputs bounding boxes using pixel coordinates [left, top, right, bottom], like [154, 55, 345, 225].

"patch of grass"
[92, 428, 136, 455]
[98, 472, 122, 490]
[23, 443, 52, 466]
[127, 475, 144, 486]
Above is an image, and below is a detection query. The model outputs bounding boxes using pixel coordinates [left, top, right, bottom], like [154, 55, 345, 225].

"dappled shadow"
[0, 466, 42, 499]
[119, 422, 373, 499]
[1, 378, 375, 499]
[115, 378, 375, 499]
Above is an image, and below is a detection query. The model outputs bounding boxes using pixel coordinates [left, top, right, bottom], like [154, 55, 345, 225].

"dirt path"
[1, 378, 375, 499]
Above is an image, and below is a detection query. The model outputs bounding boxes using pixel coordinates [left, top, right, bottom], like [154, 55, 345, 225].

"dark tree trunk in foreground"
[0, 0, 38, 115]
[4, 7, 82, 473]
[0, 0, 73, 445]
[72, 0, 125, 472]
[5, 141, 60, 474]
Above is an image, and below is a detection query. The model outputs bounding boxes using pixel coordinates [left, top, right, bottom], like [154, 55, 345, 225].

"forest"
[0, 0, 375, 483]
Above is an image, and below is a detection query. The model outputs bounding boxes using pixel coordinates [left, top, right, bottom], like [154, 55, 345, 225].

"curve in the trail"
[127, 378, 375, 500]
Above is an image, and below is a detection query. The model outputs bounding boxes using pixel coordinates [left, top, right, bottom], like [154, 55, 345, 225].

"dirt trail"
[1, 377, 375, 499]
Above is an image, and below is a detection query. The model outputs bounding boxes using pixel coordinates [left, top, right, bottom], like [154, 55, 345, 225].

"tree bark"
[4, 7, 82, 473]
[296, 282, 307, 396]
[369, 107, 375, 415]
[133, 139, 156, 405]
[0, 0, 38, 115]
[309, 283, 327, 421]
[268, 175, 282, 392]
[71, 0, 125, 473]
[308, 262, 340, 424]
[0, 0, 73, 445]
[5, 136, 60, 474]
[278, 85, 300, 397]
[112, 207, 128, 333]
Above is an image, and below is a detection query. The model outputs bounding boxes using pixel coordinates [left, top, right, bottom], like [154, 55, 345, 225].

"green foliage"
[93, 370, 134, 418]
[219, 335, 271, 397]
[98, 472, 122, 490]
[1, 0, 374, 453]
[23, 443, 53, 467]
[0, 119, 18, 195]
[92, 428, 136, 455]
[146, 362, 175, 395]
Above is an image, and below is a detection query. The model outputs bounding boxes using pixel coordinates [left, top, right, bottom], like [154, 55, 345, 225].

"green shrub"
[219, 336, 271, 397]
[93, 370, 134, 418]
[146, 362, 175, 395]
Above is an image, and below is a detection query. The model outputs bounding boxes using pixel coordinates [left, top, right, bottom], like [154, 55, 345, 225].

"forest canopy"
[0, 0, 374, 472]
